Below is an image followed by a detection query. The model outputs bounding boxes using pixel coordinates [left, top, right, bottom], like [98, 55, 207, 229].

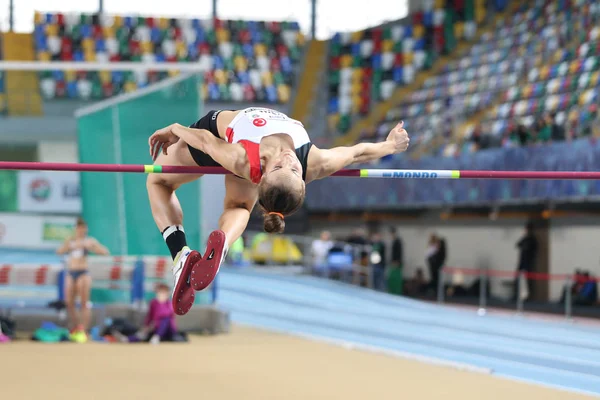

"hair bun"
[263, 212, 285, 234]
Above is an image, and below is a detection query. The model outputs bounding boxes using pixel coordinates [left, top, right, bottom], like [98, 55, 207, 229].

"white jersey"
[225, 107, 310, 148]
[223, 107, 313, 184]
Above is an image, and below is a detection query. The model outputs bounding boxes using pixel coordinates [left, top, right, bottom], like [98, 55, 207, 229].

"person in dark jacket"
[426, 234, 446, 291]
[514, 222, 538, 299]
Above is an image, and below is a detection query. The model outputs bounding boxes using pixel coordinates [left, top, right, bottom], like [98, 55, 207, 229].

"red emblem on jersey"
[253, 118, 267, 127]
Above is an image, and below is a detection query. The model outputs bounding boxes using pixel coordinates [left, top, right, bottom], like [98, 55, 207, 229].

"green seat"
[383, 27, 392, 40]
[289, 46, 300, 61]
[218, 84, 231, 101]
[91, 81, 103, 99]
[330, 42, 341, 57]
[137, 16, 146, 26]
[80, 14, 92, 25]
[337, 114, 351, 133]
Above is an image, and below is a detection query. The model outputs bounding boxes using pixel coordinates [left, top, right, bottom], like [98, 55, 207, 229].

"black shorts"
[187, 110, 226, 167]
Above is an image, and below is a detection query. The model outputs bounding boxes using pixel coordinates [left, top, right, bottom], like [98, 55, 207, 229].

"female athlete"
[147, 107, 409, 315]
[56, 217, 109, 334]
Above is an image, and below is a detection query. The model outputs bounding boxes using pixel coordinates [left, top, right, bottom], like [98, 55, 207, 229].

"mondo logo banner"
[18, 171, 81, 214]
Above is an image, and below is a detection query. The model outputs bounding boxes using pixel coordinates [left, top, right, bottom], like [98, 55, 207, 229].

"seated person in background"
[404, 268, 428, 297]
[575, 271, 598, 306]
[112, 283, 180, 344]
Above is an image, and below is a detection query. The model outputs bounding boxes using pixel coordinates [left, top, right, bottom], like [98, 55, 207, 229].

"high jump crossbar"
[1, 161, 600, 179]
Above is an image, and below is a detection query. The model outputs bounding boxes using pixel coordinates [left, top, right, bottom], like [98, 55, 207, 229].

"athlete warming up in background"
[56, 217, 109, 339]
[147, 107, 409, 315]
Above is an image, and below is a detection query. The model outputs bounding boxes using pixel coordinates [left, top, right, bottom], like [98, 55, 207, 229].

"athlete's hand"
[149, 123, 182, 160]
[386, 121, 410, 153]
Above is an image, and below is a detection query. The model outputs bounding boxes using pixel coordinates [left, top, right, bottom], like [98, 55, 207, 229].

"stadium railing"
[440, 266, 599, 319]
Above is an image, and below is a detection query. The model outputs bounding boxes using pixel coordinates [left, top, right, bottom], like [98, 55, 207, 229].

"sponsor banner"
[18, 171, 81, 214]
[0, 213, 76, 249]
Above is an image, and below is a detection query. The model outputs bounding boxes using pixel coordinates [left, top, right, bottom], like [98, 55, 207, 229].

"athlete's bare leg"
[146, 139, 203, 231]
[219, 174, 258, 247]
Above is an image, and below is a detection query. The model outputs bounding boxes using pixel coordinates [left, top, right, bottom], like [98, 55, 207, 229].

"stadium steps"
[291, 39, 327, 131]
[334, 1, 523, 148]
[2, 32, 43, 116]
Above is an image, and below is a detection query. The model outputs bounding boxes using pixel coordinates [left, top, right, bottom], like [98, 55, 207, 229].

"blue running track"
[218, 268, 600, 397]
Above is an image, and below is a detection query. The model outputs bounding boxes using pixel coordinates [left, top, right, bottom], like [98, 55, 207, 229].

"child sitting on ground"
[113, 283, 180, 344]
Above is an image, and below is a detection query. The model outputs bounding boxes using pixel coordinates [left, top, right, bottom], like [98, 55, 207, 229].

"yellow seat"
[277, 84, 290, 103]
[65, 70, 76, 82]
[45, 24, 58, 36]
[103, 26, 115, 38]
[297, 32, 305, 47]
[413, 24, 425, 39]
[340, 54, 353, 68]
[403, 52, 414, 65]
[351, 31, 363, 43]
[382, 39, 394, 52]
[38, 51, 51, 62]
[454, 22, 464, 38]
[590, 71, 599, 86]
[168, 70, 180, 77]
[124, 81, 137, 92]
[234, 55, 248, 72]
[569, 60, 579, 74]
[82, 38, 95, 52]
[351, 81, 362, 95]
[176, 41, 187, 58]
[159, 17, 169, 30]
[254, 43, 267, 57]
[216, 28, 230, 43]
[99, 70, 111, 84]
[539, 65, 550, 80]
[352, 68, 363, 81]
[34, 12, 44, 25]
[214, 69, 227, 85]
[140, 41, 153, 54]
[113, 16, 123, 27]
[435, 0, 445, 8]
[261, 71, 273, 87]
[84, 51, 96, 61]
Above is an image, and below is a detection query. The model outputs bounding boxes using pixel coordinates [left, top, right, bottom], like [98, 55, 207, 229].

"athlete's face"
[75, 224, 88, 238]
[262, 150, 304, 196]
[267, 149, 303, 178]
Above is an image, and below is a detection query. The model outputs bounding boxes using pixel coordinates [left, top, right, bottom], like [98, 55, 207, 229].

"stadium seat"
[34, 14, 304, 102]
[327, 0, 494, 134]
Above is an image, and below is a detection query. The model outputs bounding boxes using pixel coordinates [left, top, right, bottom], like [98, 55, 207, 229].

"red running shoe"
[190, 230, 228, 291]
[171, 246, 202, 315]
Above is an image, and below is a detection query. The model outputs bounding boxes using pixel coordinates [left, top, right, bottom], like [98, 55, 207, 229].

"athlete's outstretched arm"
[86, 238, 110, 255]
[148, 123, 249, 179]
[306, 121, 409, 182]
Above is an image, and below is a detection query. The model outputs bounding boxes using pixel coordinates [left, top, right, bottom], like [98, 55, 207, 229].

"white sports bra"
[225, 107, 310, 148]
[224, 108, 313, 184]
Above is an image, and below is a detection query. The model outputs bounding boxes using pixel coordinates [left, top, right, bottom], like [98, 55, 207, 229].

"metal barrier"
[439, 267, 599, 319]
[0, 256, 217, 311]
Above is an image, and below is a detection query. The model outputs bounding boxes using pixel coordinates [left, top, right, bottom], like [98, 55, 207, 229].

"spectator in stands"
[560, 270, 598, 306]
[550, 112, 566, 142]
[514, 221, 537, 300]
[534, 116, 551, 143]
[311, 230, 334, 271]
[56, 217, 109, 338]
[426, 234, 446, 291]
[370, 232, 386, 291]
[514, 123, 532, 146]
